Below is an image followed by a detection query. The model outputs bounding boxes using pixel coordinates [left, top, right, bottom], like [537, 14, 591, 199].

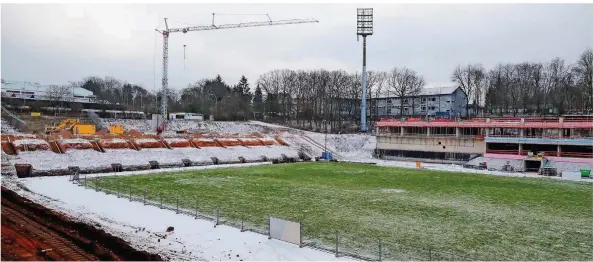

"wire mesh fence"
[82, 175, 497, 261]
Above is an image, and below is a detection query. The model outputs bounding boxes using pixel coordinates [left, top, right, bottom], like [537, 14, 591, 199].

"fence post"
[84, 174, 87, 187]
[335, 230, 339, 257]
[241, 216, 244, 232]
[160, 193, 163, 209]
[117, 182, 120, 198]
[143, 188, 147, 205]
[176, 196, 179, 214]
[378, 239, 382, 261]
[268, 216, 271, 239]
[194, 198, 198, 219]
[429, 248, 432, 261]
[214, 209, 220, 227]
[129, 185, 132, 201]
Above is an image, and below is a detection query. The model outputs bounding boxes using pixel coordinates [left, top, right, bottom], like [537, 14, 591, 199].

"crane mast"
[156, 15, 319, 119]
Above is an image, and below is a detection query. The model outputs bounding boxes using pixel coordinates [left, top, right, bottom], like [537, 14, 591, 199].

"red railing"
[486, 134, 593, 139]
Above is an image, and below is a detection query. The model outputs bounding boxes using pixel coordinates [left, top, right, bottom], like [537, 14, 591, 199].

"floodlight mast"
[155, 14, 319, 119]
[356, 8, 373, 133]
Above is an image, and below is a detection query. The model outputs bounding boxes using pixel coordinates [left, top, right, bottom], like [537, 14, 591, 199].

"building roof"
[1, 82, 94, 97]
[376, 86, 459, 99]
[419, 86, 458, 96]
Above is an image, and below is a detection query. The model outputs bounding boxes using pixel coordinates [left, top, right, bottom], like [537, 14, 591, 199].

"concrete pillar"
[557, 145, 561, 157]
[520, 118, 525, 123]
[427, 127, 431, 137]
[559, 128, 563, 138]
[559, 117, 564, 123]
[455, 127, 460, 138]
[400, 127, 405, 136]
[518, 143, 523, 154]
[520, 129, 524, 137]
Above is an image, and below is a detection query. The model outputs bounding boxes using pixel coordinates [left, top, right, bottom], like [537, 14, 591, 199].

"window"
[430, 106, 436, 110]
[421, 98, 427, 103]
[447, 100, 451, 103]
[421, 106, 426, 111]
[403, 99, 408, 104]
[430, 98, 436, 102]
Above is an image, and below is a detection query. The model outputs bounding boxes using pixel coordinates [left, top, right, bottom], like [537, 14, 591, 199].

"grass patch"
[90, 162, 593, 260]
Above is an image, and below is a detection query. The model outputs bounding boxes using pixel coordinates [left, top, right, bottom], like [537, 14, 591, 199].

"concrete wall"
[376, 136, 485, 154]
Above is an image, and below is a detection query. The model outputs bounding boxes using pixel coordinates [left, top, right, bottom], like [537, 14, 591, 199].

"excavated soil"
[1, 186, 163, 261]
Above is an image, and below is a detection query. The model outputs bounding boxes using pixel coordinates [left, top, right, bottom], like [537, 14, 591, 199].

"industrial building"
[370, 87, 468, 118]
[1, 82, 97, 104]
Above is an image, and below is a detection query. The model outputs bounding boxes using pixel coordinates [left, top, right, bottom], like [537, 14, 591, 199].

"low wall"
[377, 136, 485, 154]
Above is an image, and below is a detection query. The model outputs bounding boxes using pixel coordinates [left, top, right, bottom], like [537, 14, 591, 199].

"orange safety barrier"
[134, 138, 166, 149]
[61, 140, 93, 150]
[191, 138, 221, 147]
[216, 138, 243, 147]
[273, 135, 289, 146]
[1, 142, 17, 155]
[164, 138, 191, 148]
[258, 139, 276, 146]
[12, 139, 51, 152]
[239, 138, 264, 146]
[99, 139, 132, 150]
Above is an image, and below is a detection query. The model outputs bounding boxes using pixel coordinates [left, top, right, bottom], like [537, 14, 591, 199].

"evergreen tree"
[253, 84, 264, 119]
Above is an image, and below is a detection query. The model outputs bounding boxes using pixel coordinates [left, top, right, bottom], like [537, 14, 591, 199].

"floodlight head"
[356, 8, 373, 36]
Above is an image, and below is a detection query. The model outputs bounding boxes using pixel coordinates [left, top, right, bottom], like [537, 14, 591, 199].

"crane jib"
[157, 17, 319, 123]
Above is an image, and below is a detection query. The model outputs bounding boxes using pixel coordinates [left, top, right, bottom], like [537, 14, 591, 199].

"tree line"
[7, 48, 590, 132]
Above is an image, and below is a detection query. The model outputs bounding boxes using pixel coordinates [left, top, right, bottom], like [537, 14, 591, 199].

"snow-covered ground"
[103, 119, 270, 135]
[1, 119, 19, 134]
[2, 164, 350, 261]
[8, 145, 301, 172]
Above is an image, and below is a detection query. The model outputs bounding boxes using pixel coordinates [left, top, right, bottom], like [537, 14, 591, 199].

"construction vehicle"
[45, 119, 96, 135]
[109, 124, 124, 135]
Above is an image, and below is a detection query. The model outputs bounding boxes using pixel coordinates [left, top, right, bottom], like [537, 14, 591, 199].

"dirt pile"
[1, 187, 162, 261]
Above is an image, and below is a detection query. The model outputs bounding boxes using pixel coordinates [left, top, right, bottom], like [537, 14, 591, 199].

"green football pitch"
[90, 162, 593, 260]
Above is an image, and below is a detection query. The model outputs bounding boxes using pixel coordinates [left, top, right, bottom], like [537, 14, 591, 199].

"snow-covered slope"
[8, 145, 301, 172]
[3, 165, 350, 261]
[1, 119, 19, 134]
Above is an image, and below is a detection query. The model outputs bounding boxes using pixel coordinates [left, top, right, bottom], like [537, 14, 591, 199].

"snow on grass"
[4, 164, 347, 261]
[87, 162, 593, 261]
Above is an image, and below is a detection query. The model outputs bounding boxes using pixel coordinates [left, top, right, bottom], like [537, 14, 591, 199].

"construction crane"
[155, 13, 319, 119]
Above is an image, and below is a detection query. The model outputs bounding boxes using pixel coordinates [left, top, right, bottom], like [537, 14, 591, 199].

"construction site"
[2, 4, 593, 262]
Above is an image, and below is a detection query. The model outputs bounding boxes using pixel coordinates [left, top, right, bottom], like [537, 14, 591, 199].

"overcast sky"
[2, 3, 592, 92]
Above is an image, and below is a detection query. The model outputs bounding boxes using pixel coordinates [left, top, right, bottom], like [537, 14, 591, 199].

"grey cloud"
[2, 3, 592, 91]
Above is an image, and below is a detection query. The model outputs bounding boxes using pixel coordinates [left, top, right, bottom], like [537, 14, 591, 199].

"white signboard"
[269, 217, 301, 246]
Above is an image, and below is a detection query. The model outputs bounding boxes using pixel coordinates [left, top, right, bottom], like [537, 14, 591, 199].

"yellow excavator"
[45, 119, 125, 135]
[45, 119, 96, 135]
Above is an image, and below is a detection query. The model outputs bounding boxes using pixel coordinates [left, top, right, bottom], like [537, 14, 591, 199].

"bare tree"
[451, 64, 484, 117]
[45, 85, 72, 113]
[387, 67, 425, 116]
[573, 48, 593, 112]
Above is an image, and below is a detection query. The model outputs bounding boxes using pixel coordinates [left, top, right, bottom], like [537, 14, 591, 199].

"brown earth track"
[1, 186, 163, 261]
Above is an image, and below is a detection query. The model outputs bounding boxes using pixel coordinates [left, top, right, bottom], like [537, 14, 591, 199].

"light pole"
[357, 8, 373, 132]
[323, 119, 328, 155]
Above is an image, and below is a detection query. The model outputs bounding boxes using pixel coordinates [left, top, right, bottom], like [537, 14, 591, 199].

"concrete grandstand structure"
[375, 116, 593, 173]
